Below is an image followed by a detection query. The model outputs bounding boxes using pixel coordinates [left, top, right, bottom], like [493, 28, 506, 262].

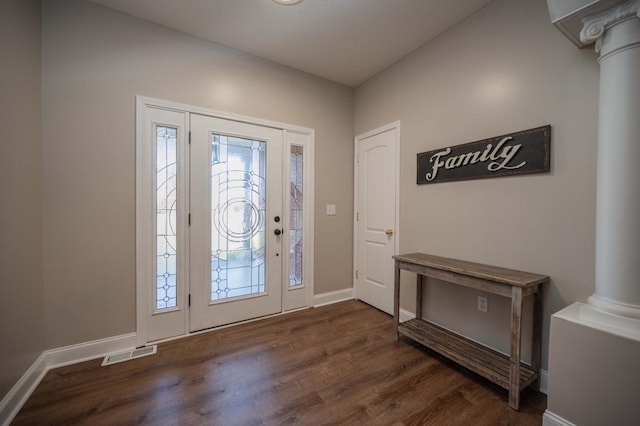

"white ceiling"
[87, 0, 494, 87]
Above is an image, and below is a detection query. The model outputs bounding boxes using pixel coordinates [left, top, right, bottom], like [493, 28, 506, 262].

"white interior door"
[190, 114, 283, 331]
[355, 123, 399, 315]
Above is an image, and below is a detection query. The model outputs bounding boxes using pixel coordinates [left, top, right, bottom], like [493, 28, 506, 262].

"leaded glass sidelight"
[210, 134, 267, 302]
[290, 145, 304, 287]
[156, 126, 178, 310]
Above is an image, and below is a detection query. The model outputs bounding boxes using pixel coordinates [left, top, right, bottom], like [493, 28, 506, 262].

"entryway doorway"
[354, 122, 400, 314]
[136, 97, 314, 345]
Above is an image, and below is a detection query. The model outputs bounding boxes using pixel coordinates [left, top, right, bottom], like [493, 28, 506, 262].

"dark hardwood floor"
[13, 300, 546, 425]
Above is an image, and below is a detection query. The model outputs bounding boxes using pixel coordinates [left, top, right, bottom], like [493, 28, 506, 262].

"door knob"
[385, 229, 394, 237]
[274, 229, 282, 236]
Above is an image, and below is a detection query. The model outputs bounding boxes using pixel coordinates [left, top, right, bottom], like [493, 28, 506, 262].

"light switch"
[326, 204, 336, 215]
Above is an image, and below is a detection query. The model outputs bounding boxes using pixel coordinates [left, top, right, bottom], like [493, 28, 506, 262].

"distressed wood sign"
[417, 125, 551, 184]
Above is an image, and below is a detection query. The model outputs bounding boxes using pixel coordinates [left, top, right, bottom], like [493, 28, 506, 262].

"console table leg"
[415, 274, 423, 320]
[394, 260, 401, 341]
[531, 286, 543, 390]
[509, 286, 523, 410]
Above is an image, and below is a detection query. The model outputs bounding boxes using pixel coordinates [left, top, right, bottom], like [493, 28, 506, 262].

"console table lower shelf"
[393, 252, 548, 410]
[398, 318, 537, 392]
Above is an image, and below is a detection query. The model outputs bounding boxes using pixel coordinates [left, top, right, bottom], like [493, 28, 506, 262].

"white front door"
[137, 98, 314, 346]
[355, 122, 399, 315]
[189, 114, 284, 331]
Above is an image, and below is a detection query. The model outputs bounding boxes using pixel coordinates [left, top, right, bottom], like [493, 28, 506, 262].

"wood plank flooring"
[13, 300, 546, 425]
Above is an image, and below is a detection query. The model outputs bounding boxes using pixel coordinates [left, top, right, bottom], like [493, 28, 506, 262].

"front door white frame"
[353, 121, 400, 314]
[136, 96, 315, 347]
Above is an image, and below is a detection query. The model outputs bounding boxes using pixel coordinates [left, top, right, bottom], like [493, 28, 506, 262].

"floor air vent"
[102, 345, 157, 366]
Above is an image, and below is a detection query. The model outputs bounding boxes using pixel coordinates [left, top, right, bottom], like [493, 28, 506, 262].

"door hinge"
[188, 294, 191, 307]
[188, 213, 191, 226]
[188, 131, 191, 144]
[356, 212, 359, 221]
[356, 270, 359, 279]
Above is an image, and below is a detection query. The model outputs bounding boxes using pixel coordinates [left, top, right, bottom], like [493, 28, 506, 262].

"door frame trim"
[353, 121, 401, 301]
[136, 96, 315, 347]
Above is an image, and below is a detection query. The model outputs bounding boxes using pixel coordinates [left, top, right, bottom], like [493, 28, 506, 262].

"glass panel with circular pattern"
[210, 134, 266, 301]
[290, 145, 304, 287]
[156, 126, 178, 310]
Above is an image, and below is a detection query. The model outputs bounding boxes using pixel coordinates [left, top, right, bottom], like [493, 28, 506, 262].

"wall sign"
[417, 125, 551, 185]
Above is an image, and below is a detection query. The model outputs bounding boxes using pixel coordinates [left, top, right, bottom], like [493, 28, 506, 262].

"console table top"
[393, 252, 549, 288]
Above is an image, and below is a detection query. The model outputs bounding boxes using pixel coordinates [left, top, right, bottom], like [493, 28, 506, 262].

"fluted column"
[581, 0, 640, 318]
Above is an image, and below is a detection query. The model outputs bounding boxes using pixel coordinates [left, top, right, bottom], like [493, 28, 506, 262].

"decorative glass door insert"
[190, 114, 283, 332]
[210, 134, 267, 302]
[138, 99, 313, 344]
[289, 145, 304, 287]
[156, 126, 178, 310]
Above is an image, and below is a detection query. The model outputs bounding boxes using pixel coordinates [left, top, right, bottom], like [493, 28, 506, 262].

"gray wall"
[41, 0, 354, 348]
[355, 0, 599, 371]
[0, 0, 45, 397]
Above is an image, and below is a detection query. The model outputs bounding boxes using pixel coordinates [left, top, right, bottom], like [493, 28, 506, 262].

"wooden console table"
[393, 253, 548, 410]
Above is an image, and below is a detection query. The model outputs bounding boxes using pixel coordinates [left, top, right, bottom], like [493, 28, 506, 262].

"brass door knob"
[385, 229, 394, 237]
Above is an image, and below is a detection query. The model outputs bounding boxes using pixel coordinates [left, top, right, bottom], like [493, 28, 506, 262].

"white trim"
[0, 333, 136, 426]
[136, 96, 316, 345]
[283, 130, 315, 311]
[147, 306, 310, 347]
[353, 121, 401, 310]
[352, 130, 359, 294]
[313, 288, 354, 307]
[540, 368, 548, 395]
[137, 105, 189, 345]
[542, 410, 577, 426]
[303, 131, 315, 309]
[0, 353, 47, 426]
[587, 293, 640, 321]
[135, 96, 148, 347]
[44, 333, 137, 369]
[138, 96, 314, 135]
[570, 300, 640, 340]
[399, 308, 416, 323]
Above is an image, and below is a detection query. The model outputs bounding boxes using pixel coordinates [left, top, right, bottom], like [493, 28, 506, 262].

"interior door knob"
[274, 229, 282, 236]
[385, 229, 394, 237]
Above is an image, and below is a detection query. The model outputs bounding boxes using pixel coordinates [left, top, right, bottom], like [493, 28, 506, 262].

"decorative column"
[581, 0, 640, 319]
[544, 2, 640, 425]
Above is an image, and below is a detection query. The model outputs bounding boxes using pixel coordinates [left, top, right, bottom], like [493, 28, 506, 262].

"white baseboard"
[313, 288, 354, 307]
[400, 308, 416, 322]
[45, 332, 137, 370]
[0, 332, 136, 426]
[543, 410, 576, 426]
[539, 368, 548, 395]
[0, 352, 48, 426]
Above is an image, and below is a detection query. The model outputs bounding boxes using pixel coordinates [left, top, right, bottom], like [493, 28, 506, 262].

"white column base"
[546, 303, 640, 426]
[588, 293, 640, 320]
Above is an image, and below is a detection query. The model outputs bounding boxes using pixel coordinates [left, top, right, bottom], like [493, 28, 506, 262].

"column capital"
[580, 0, 640, 50]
